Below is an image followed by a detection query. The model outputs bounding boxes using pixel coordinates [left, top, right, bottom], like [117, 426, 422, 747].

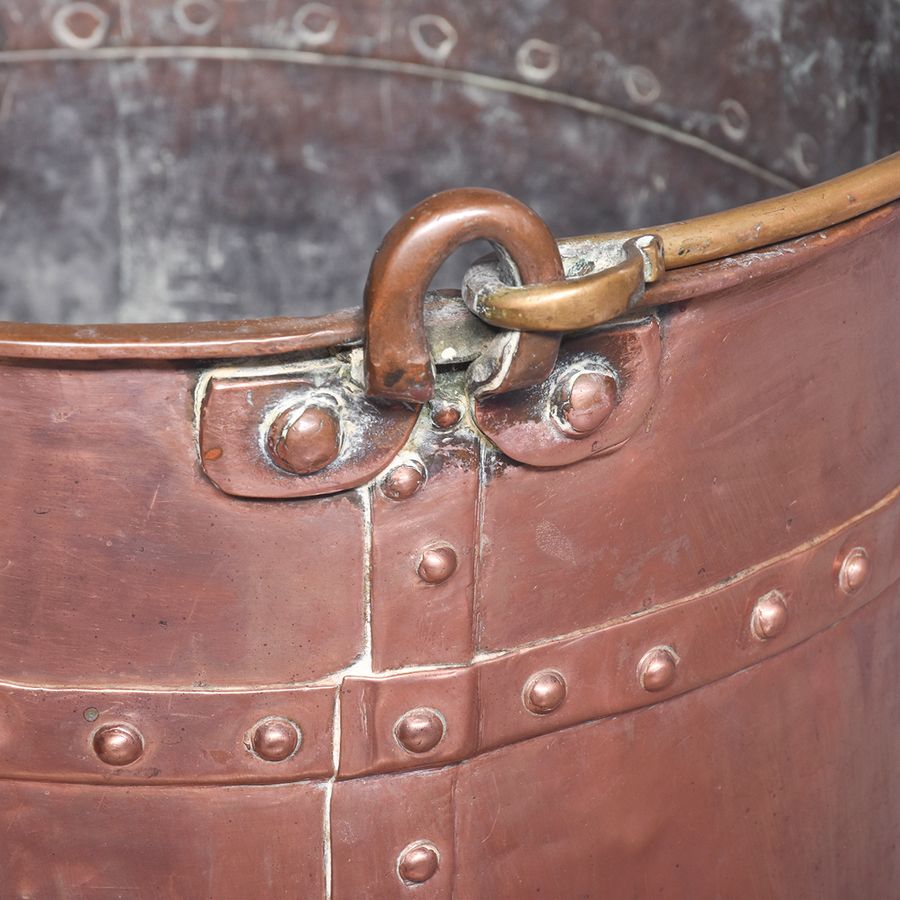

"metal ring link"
[463, 234, 664, 333]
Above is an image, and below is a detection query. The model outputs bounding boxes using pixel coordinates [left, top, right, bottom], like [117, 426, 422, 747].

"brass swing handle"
[463, 233, 663, 333]
[363, 188, 660, 404]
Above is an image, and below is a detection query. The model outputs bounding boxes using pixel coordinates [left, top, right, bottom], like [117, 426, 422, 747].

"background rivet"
[837, 546, 870, 595]
[553, 370, 617, 437]
[417, 545, 458, 584]
[250, 717, 301, 762]
[394, 708, 446, 754]
[266, 404, 341, 475]
[92, 723, 144, 767]
[751, 590, 788, 640]
[381, 462, 426, 501]
[431, 403, 461, 429]
[397, 841, 440, 884]
[638, 646, 678, 692]
[523, 670, 567, 714]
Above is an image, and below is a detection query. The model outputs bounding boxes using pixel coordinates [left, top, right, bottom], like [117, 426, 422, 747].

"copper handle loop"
[364, 187, 565, 404]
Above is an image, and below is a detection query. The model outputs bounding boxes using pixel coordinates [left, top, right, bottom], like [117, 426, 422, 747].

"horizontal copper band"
[338, 488, 899, 778]
[0, 684, 336, 786]
[0, 490, 894, 786]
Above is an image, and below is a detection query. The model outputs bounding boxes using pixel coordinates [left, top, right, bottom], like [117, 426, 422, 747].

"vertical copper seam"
[358, 485, 375, 675]
[449, 765, 461, 900]
[323, 485, 374, 898]
[322, 688, 341, 900]
[471, 438, 492, 750]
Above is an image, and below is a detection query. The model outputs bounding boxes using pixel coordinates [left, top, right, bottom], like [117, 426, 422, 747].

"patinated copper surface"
[0, 2, 898, 897]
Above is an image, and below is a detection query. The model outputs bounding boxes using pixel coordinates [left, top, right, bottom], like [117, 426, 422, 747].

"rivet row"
[92, 716, 302, 767]
[385, 544, 873, 887]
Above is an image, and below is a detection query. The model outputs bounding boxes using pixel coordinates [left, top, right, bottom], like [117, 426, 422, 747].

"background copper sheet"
[0, 1, 896, 894]
[0, 364, 366, 687]
[452, 585, 900, 899]
[475, 205, 900, 650]
[0, 781, 328, 898]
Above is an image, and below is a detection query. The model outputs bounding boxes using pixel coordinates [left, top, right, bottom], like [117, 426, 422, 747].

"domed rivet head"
[381, 462, 426, 501]
[417, 545, 458, 584]
[837, 546, 870, 595]
[394, 708, 446, 754]
[266, 404, 341, 475]
[552, 370, 617, 438]
[751, 590, 788, 640]
[638, 646, 678, 692]
[249, 717, 301, 762]
[92, 723, 144, 767]
[431, 403, 461, 429]
[397, 841, 440, 885]
[523, 670, 567, 715]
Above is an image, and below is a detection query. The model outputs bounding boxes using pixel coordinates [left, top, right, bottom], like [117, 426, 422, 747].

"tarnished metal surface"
[0, 781, 330, 896]
[476, 206, 900, 650]
[453, 586, 900, 899]
[0, 363, 367, 687]
[370, 375, 481, 669]
[199, 357, 419, 499]
[337, 488, 898, 778]
[0, 3, 897, 897]
[364, 187, 565, 403]
[0, 0, 897, 327]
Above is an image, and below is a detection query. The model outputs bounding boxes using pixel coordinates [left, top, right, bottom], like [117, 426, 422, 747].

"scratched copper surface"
[0, 2, 897, 897]
[475, 205, 900, 651]
[0, 363, 367, 687]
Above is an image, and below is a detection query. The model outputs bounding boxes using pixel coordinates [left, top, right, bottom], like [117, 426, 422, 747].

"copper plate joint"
[638, 646, 679, 692]
[523, 670, 568, 715]
[836, 546, 870, 595]
[266, 403, 342, 476]
[394, 708, 447, 755]
[92, 723, 145, 767]
[397, 841, 441, 885]
[751, 590, 789, 640]
[248, 717, 302, 763]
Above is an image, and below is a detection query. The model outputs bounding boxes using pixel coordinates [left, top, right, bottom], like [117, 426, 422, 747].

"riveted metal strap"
[337, 489, 899, 778]
[1, 489, 893, 786]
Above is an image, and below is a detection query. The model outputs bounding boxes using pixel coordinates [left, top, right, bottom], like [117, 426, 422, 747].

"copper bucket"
[0, 2, 898, 897]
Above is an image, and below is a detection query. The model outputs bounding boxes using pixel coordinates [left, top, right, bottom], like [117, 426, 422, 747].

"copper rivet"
[381, 463, 426, 501]
[837, 546, 870, 595]
[92, 723, 144, 767]
[431, 404, 461, 429]
[250, 717, 301, 762]
[523, 670, 567, 715]
[554, 370, 617, 437]
[638, 646, 678, 692]
[266, 405, 341, 476]
[397, 841, 440, 884]
[751, 590, 789, 640]
[394, 708, 446, 754]
[417, 545, 458, 584]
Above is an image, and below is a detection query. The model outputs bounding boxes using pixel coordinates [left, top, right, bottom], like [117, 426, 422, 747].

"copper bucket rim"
[0, 151, 897, 362]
